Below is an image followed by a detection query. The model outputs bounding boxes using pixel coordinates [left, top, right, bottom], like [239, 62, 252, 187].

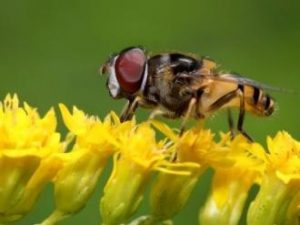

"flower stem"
[127, 215, 167, 225]
[40, 210, 70, 225]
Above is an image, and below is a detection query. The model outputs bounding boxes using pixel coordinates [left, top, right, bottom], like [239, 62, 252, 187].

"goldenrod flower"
[149, 122, 215, 223]
[200, 134, 264, 225]
[3, 93, 300, 225]
[0, 94, 63, 223]
[247, 131, 300, 225]
[100, 122, 171, 225]
[41, 104, 120, 225]
[149, 166, 200, 224]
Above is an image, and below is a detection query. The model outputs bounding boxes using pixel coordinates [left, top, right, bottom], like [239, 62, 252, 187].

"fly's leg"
[149, 109, 177, 120]
[227, 109, 236, 139]
[237, 89, 253, 142]
[209, 89, 238, 137]
[120, 96, 141, 122]
[208, 86, 253, 141]
[179, 98, 197, 136]
[120, 100, 131, 122]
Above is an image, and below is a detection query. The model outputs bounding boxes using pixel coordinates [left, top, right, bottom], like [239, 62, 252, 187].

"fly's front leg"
[120, 96, 141, 122]
[120, 100, 131, 122]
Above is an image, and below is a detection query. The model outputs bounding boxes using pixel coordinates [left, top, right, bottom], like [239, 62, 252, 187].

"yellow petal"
[59, 103, 88, 135]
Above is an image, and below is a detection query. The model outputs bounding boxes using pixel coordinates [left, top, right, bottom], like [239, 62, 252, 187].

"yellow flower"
[151, 120, 226, 167]
[41, 104, 120, 225]
[149, 121, 214, 223]
[3, 93, 299, 225]
[100, 122, 171, 225]
[200, 134, 264, 225]
[266, 131, 300, 183]
[247, 131, 300, 225]
[0, 94, 63, 223]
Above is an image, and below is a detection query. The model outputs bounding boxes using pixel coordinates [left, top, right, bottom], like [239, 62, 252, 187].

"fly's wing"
[211, 73, 294, 93]
[187, 72, 294, 94]
[173, 71, 294, 97]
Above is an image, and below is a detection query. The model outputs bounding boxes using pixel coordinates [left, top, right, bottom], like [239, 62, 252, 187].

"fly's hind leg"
[208, 86, 252, 141]
[237, 89, 253, 142]
[227, 109, 236, 139]
[209, 89, 238, 138]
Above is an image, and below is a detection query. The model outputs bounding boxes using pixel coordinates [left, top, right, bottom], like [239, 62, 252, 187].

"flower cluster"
[0, 94, 63, 223]
[0, 94, 299, 225]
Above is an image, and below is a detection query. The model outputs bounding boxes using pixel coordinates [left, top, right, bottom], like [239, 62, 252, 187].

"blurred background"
[1, 0, 299, 224]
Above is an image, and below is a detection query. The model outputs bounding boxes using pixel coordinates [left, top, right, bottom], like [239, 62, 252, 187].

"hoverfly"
[101, 46, 275, 140]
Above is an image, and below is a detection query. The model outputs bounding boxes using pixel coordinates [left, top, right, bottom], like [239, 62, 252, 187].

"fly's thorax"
[146, 53, 203, 113]
[148, 53, 203, 76]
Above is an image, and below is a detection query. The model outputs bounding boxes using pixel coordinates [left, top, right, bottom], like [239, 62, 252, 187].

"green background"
[0, 0, 299, 224]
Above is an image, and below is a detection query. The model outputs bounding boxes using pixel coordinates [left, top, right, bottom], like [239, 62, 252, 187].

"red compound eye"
[115, 47, 146, 93]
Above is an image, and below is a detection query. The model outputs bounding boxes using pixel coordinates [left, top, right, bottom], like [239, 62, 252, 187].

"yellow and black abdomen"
[244, 85, 275, 117]
[199, 80, 275, 118]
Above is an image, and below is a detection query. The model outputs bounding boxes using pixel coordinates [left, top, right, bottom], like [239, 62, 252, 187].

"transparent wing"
[197, 73, 295, 94]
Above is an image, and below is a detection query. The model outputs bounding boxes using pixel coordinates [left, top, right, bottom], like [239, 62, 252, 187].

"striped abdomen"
[245, 85, 274, 116]
[199, 81, 275, 117]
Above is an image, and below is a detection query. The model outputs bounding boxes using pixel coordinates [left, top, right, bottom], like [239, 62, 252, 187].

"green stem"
[40, 210, 70, 225]
[127, 215, 166, 225]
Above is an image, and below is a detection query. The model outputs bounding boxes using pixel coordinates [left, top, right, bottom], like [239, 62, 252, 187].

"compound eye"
[115, 48, 146, 93]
